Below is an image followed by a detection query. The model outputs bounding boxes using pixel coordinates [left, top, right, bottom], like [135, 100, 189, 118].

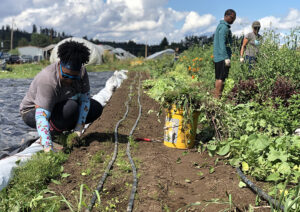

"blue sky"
[167, 0, 300, 36]
[167, 0, 300, 21]
[0, 0, 299, 44]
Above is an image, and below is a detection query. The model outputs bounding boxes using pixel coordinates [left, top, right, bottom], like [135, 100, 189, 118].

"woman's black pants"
[21, 99, 103, 132]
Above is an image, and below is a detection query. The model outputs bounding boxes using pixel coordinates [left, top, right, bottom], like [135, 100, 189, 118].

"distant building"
[112, 48, 136, 60]
[98, 44, 136, 60]
[42, 44, 56, 60]
[100, 44, 114, 51]
[18, 44, 57, 61]
[18, 46, 44, 61]
[146, 49, 175, 60]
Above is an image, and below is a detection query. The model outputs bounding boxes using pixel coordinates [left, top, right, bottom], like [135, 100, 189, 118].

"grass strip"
[0, 151, 68, 211]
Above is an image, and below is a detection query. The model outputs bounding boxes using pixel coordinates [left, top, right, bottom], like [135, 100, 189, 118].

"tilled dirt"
[49, 71, 270, 212]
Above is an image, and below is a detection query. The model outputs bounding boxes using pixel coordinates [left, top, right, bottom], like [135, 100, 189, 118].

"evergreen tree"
[159, 37, 169, 49]
[32, 24, 37, 33]
[18, 37, 29, 47]
[31, 33, 50, 47]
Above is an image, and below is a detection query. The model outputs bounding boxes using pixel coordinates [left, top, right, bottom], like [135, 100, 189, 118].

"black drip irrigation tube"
[126, 73, 141, 212]
[236, 167, 285, 211]
[87, 73, 141, 212]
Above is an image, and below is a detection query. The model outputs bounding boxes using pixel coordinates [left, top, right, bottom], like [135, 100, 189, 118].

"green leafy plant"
[0, 152, 68, 211]
[143, 28, 300, 209]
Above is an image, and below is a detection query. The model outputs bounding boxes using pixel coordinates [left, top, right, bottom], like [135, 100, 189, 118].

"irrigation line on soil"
[87, 73, 138, 212]
[126, 72, 141, 212]
[236, 167, 285, 211]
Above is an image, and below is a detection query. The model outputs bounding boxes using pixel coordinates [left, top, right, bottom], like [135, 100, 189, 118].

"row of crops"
[143, 29, 300, 210]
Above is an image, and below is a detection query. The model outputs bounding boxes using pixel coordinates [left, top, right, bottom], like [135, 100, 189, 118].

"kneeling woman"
[20, 41, 103, 152]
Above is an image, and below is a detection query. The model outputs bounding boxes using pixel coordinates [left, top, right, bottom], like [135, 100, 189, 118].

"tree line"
[0, 24, 242, 57]
[0, 24, 71, 52]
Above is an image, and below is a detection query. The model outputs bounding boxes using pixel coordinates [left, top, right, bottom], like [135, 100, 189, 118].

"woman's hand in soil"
[74, 124, 84, 137]
[74, 130, 82, 137]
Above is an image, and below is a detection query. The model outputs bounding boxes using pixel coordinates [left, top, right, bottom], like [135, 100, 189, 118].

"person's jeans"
[245, 55, 257, 72]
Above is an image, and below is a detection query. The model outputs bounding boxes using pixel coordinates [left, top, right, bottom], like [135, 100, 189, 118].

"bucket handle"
[163, 125, 179, 130]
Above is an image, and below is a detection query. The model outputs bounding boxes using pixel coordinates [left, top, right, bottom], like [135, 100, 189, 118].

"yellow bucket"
[164, 106, 199, 149]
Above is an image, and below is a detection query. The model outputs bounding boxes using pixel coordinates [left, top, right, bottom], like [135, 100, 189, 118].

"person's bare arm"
[240, 38, 248, 57]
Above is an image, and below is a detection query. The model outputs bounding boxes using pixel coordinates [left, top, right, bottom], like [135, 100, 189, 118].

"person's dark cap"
[252, 21, 261, 28]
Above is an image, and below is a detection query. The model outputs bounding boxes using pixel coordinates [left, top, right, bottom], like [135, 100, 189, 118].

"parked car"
[0, 52, 11, 63]
[0, 59, 6, 70]
[8, 55, 21, 64]
[19, 55, 33, 63]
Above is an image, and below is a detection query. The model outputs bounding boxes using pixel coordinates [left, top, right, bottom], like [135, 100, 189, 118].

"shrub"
[229, 79, 259, 104]
[271, 76, 298, 103]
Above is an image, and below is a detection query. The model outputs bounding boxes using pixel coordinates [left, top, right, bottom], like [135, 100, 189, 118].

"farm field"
[0, 29, 299, 211]
[1, 0, 300, 211]
[49, 71, 270, 211]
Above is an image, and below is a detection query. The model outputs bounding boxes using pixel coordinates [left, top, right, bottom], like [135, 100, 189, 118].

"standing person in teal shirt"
[213, 9, 236, 98]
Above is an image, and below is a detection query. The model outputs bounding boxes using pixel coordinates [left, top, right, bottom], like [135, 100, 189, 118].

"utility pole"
[10, 18, 14, 51]
[145, 42, 147, 58]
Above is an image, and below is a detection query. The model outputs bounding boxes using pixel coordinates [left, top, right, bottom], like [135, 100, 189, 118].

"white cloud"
[230, 17, 252, 35]
[232, 9, 300, 36]
[0, 1, 299, 44]
[32, 0, 60, 7]
[0, 0, 183, 43]
[91, 0, 185, 43]
[259, 16, 281, 29]
[181, 12, 216, 33]
[285, 8, 300, 21]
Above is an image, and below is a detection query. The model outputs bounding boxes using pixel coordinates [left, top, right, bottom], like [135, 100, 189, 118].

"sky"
[0, 0, 299, 44]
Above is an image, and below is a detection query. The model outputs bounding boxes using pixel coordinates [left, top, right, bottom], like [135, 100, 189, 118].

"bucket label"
[164, 117, 179, 144]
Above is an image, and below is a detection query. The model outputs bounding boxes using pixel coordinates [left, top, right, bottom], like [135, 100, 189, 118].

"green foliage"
[144, 63, 203, 107]
[60, 184, 98, 212]
[199, 94, 300, 141]
[207, 134, 300, 204]
[66, 132, 81, 149]
[0, 62, 135, 79]
[18, 38, 29, 47]
[85, 58, 148, 72]
[8, 48, 19, 55]
[0, 152, 68, 211]
[222, 78, 235, 99]
[91, 150, 106, 164]
[144, 54, 174, 78]
[143, 60, 205, 127]
[53, 132, 84, 153]
[102, 51, 117, 63]
[143, 28, 300, 209]
[226, 97, 299, 137]
[232, 29, 300, 100]
[0, 62, 50, 79]
[116, 150, 131, 173]
[255, 29, 300, 82]
[31, 33, 51, 47]
[178, 45, 215, 90]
